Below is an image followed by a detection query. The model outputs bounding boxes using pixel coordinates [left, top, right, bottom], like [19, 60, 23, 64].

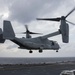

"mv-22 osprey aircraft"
[0, 7, 75, 53]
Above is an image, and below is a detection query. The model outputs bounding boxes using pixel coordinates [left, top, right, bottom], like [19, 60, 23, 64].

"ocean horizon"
[0, 57, 75, 64]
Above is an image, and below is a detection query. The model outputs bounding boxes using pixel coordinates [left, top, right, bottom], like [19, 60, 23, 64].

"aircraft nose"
[55, 42, 60, 49]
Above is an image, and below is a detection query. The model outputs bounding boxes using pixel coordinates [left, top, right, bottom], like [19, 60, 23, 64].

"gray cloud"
[0, 0, 14, 11]
[7, 44, 18, 49]
[8, 0, 62, 24]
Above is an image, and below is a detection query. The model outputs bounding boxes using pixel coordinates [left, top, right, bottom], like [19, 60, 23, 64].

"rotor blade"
[29, 31, 42, 34]
[21, 32, 26, 34]
[65, 7, 75, 18]
[15, 32, 26, 34]
[25, 25, 28, 31]
[18, 31, 42, 34]
[37, 18, 61, 21]
[66, 20, 75, 25]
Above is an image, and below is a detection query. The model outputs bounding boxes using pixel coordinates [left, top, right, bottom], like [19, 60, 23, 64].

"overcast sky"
[0, 0, 75, 57]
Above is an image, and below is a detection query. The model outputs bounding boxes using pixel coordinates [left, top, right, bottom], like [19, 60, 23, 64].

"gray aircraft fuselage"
[11, 37, 60, 50]
[0, 20, 60, 53]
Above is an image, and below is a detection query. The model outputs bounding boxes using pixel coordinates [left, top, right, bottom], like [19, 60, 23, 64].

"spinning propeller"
[17, 25, 42, 38]
[37, 7, 75, 25]
[19, 25, 41, 35]
[37, 7, 75, 43]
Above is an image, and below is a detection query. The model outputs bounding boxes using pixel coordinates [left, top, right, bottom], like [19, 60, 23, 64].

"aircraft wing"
[41, 30, 60, 39]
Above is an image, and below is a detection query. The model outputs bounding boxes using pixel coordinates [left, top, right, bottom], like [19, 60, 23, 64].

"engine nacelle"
[60, 21, 69, 43]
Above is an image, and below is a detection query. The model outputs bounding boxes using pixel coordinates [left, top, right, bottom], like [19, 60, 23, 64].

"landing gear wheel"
[39, 49, 43, 53]
[56, 50, 58, 52]
[29, 50, 33, 53]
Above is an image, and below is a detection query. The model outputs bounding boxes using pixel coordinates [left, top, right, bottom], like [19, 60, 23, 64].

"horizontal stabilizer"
[3, 20, 15, 40]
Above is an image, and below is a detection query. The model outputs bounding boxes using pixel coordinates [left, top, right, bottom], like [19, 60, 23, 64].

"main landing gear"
[29, 49, 43, 53]
[29, 50, 33, 53]
[39, 49, 43, 53]
[56, 50, 58, 52]
[39, 47, 43, 53]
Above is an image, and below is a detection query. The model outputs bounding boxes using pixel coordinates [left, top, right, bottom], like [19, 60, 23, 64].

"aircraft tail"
[3, 20, 15, 40]
[0, 28, 5, 43]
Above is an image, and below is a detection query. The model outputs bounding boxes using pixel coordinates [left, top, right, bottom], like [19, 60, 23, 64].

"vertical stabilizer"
[3, 20, 15, 40]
